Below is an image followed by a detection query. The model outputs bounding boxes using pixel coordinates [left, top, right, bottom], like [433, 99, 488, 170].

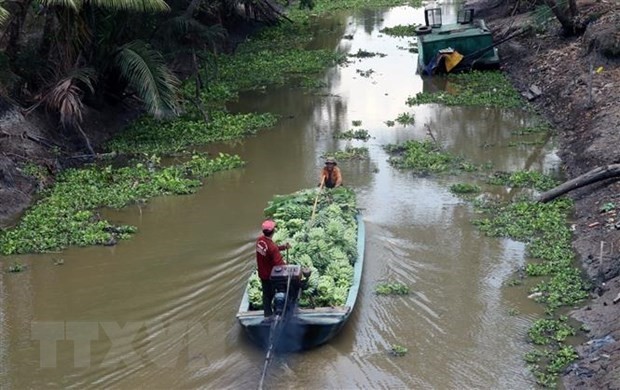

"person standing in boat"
[256, 219, 290, 319]
[320, 157, 343, 188]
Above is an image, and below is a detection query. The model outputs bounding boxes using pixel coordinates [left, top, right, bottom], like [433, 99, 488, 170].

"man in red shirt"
[256, 219, 290, 318]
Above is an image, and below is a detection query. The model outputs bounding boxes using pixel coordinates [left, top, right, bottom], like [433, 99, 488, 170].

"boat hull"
[236, 214, 365, 351]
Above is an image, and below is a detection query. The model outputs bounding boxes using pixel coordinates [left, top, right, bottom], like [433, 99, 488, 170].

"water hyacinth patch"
[449, 183, 481, 195]
[247, 187, 358, 308]
[390, 344, 408, 356]
[331, 147, 369, 161]
[0, 153, 244, 255]
[107, 111, 278, 155]
[384, 140, 477, 174]
[380, 24, 420, 37]
[335, 129, 371, 141]
[348, 49, 386, 59]
[395, 112, 415, 126]
[375, 281, 409, 295]
[293, 0, 421, 15]
[406, 71, 523, 109]
[487, 170, 559, 192]
[472, 196, 588, 386]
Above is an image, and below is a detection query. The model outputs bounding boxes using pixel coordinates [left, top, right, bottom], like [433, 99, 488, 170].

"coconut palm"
[20, 0, 180, 151]
[0, 1, 8, 26]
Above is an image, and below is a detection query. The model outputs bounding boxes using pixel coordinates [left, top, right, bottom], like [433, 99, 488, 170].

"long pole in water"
[257, 271, 293, 390]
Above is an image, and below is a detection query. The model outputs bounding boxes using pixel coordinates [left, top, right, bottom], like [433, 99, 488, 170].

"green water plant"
[375, 281, 409, 295]
[380, 24, 420, 37]
[390, 344, 408, 356]
[331, 147, 369, 160]
[335, 129, 371, 141]
[487, 170, 559, 192]
[108, 111, 278, 155]
[406, 71, 523, 109]
[449, 183, 481, 194]
[7, 261, 25, 273]
[348, 49, 386, 58]
[395, 112, 415, 126]
[473, 196, 587, 386]
[0, 153, 244, 255]
[384, 140, 477, 174]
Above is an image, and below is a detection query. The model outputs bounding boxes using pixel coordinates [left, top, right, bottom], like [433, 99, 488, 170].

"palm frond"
[39, 0, 81, 11]
[0, 1, 9, 26]
[114, 40, 179, 118]
[88, 0, 169, 12]
[38, 68, 96, 129]
[157, 15, 227, 48]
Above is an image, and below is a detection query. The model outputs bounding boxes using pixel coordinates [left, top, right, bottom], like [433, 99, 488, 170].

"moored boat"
[416, 7, 500, 75]
[236, 188, 365, 351]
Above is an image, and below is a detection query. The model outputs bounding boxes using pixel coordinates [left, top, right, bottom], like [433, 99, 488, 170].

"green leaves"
[406, 71, 523, 109]
[114, 40, 180, 119]
[375, 282, 409, 295]
[0, 153, 244, 255]
[384, 140, 476, 174]
[487, 170, 559, 192]
[39, 0, 169, 12]
[107, 111, 278, 154]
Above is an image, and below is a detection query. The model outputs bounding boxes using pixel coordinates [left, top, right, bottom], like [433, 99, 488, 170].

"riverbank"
[480, 1, 620, 388]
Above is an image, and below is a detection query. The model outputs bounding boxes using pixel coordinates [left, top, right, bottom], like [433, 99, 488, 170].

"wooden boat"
[416, 7, 500, 75]
[236, 214, 365, 351]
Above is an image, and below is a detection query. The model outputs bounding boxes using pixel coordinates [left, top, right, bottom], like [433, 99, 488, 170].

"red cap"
[261, 220, 276, 231]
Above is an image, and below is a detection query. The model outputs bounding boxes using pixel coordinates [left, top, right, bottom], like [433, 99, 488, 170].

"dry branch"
[537, 164, 620, 203]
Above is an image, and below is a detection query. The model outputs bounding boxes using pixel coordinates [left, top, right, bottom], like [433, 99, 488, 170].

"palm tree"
[0, 1, 8, 25]
[25, 0, 180, 152]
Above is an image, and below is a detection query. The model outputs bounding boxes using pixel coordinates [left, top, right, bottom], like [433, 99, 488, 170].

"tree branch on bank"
[537, 164, 620, 203]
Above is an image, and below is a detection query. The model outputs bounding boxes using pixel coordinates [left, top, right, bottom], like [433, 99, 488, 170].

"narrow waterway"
[0, 4, 560, 389]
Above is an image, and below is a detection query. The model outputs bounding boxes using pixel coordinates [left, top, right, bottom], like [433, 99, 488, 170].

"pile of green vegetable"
[247, 187, 358, 309]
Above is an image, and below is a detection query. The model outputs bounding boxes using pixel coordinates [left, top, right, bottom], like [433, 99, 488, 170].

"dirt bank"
[481, 1, 620, 388]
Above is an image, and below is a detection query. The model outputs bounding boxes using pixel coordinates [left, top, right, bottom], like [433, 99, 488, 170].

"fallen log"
[537, 164, 620, 203]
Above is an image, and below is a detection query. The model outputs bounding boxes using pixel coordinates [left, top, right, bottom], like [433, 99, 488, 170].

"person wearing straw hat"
[320, 157, 343, 189]
[256, 219, 290, 319]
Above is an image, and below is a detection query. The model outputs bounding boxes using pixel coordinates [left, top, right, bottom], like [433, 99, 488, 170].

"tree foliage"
[0, 0, 288, 151]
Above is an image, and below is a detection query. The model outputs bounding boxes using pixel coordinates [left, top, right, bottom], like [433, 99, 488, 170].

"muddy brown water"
[1, 4, 561, 389]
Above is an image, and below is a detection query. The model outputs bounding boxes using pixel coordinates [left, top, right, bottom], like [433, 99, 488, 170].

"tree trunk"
[4, 0, 33, 59]
[38, 9, 56, 61]
[537, 164, 620, 203]
[184, 0, 202, 18]
[543, 0, 586, 36]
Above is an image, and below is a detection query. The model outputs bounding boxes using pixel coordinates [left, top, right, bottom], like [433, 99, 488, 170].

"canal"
[0, 3, 559, 389]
